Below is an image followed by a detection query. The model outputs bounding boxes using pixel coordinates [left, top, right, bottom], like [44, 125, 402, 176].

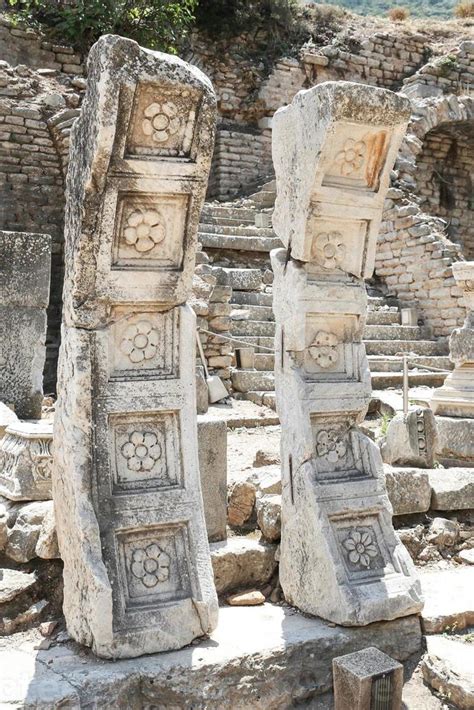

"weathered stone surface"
[422, 636, 474, 710]
[427, 517, 459, 547]
[53, 35, 218, 659]
[5, 500, 50, 563]
[435, 416, 474, 464]
[0, 498, 7, 552]
[431, 261, 474, 418]
[384, 467, 432, 515]
[419, 566, 474, 633]
[428, 468, 474, 511]
[197, 415, 227, 542]
[196, 365, 209, 414]
[227, 480, 256, 526]
[210, 537, 277, 594]
[0, 420, 53, 501]
[0, 231, 51, 419]
[254, 449, 280, 467]
[271, 82, 421, 626]
[0, 568, 35, 604]
[381, 408, 438, 468]
[333, 647, 403, 710]
[458, 549, 474, 564]
[35, 501, 59, 559]
[256, 494, 281, 542]
[0, 403, 18, 439]
[0, 607, 422, 709]
[226, 590, 265, 606]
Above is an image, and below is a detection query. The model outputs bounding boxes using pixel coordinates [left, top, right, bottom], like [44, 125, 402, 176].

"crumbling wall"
[403, 41, 474, 98]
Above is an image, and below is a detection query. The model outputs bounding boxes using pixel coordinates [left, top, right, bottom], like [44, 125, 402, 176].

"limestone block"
[422, 636, 474, 710]
[196, 365, 209, 414]
[0, 420, 53, 501]
[53, 35, 218, 659]
[5, 500, 51, 563]
[210, 537, 277, 594]
[35, 501, 59, 559]
[428, 469, 474, 511]
[0, 403, 18, 439]
[197, 416, 227, 542]
[0, 569, 36, 604]
[272, 82, 410, 276]
[435, 416, 474, 464]
[227, 480, 256, 526]
[256, 494, 281, 542]
[271, 81, 421, 628]
[381, 408, 438, 468]
[0, 231, 51, 419]
[384, 467, 431, 515]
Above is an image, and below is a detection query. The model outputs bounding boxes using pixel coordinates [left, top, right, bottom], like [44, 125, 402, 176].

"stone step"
[370, 371, 447, 389]
[232, 291, 273, 307]
[232, 370, 275, 393]
[214, 268, 262, 291]
[235, 391, 277, 410]
[367, 295, 400, 308]
[366, 311, 401, 325]
[364, 339, 448, 356]
[363, 324, 432, 341]
[249, 191, 276, 208]
[199, 232, 280, 253]
[0, 605, 422, 708]
[419, 566, 474, 634]
[209, 536, 277, 594]
[231, 320, 275, 338]
[199, 223, 274, 237]
[201, 205, 256, 222]
[367, 355, 452, 372]
[231, 304, 275, 322]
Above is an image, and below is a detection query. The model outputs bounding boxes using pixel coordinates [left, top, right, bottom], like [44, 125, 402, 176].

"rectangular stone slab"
[53, 35, 218, 659]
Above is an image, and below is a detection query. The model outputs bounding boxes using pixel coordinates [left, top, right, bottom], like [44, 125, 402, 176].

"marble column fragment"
[271, 82, 423, 626]
[0, 231, 51, 419]
[53, 35, 218, 658]
[431, 262, 474, 417]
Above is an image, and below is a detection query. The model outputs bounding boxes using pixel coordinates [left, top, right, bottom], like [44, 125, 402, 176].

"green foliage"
[312, 0, 460, 19]
[5, 0, 198, 53]
[194, 0, 299, 39]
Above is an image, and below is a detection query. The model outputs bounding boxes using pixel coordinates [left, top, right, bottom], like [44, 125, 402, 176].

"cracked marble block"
[271, 82, 422, 626]
[431, 262, 474, 418]
[0, 231, 51, 419]
[53, 35, 218, 659]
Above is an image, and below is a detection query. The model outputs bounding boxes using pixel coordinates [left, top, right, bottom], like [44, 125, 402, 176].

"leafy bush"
[194, 0, 298, 39]
[5, 0, 198, 53]
[388, 6, 410, 19]
[454, 0, 474, 16]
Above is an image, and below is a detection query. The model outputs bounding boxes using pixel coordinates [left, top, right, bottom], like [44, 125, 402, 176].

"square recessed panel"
[321, 123, 391, 192]
[303, 314, 361, 381]
[109, 309, 178, 380]
[117, 524, 191, 610]
[126, 83, 201, 158]
[306, 211, 370, 277]
[311, 417, 371, 484]
[112, 193, 188, 269]
[109, 412, 182, 493]
[331, 513, 395, 583]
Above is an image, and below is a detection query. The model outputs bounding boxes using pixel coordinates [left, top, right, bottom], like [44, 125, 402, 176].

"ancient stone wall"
[403, 41, 474, 98]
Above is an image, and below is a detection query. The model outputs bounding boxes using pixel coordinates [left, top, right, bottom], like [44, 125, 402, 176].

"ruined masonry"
[271, 82, 423, 625]
[53, 35, 218, 659]
[0, 230, 51, 419]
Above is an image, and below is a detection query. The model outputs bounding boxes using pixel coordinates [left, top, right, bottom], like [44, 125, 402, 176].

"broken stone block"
[197, 415, 227, 542]
[210, 537, 277, 594]
[435, 416, 474, 465]
[254, 449, 280, 467]
[271, 82, 421, 626]
[381, 408, 438, 468]
[427, 517, 459, 547]
[35, 502, 59, 559]
[196, 365, 209, 414]
[428, 468, 474, 511]
[5, 500, 51, 563]
[0, 403, 18, 439]
[0, 420, 53, 501]
[0, 231, 51, 420]
[226, 590, 265, 606]
[227, 480, 256, 526]
[256, 494, 282, 542]
[419, 566, 474, 633]
[333, 647, 403, 710]
[52, 35, 218, 659]
[422, 636, 474, 710]
[0, 568, 36, 604]
[384, 467, 431, 515]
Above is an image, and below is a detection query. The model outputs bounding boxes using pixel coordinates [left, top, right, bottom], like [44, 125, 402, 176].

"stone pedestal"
[53, 36, 218, 659]
[0, 420, 53, 501]
[0, 231, 51, 419]
[333, 647, 403, 710]
[431, 262, 474, 417]
[271, 82, 422, 626]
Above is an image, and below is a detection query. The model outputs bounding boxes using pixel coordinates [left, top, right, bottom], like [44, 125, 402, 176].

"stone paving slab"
[205, 400, 279, 428]
[419, 566, 474, 633]
[422, 635, 474, 709]
[0, 606, 422, 709]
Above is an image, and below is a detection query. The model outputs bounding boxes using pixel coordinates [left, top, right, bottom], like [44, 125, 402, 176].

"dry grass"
[454, 1, 474, 17]
[388, 6, 410, 21]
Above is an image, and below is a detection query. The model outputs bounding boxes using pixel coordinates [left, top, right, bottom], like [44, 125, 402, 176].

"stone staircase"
[198, 185, 451, 407]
